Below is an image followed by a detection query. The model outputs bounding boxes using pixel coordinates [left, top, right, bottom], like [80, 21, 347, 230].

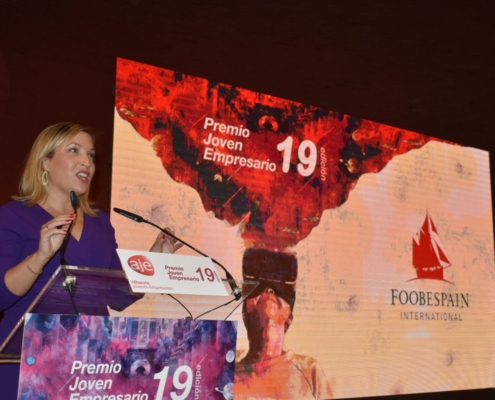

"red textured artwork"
[115, 58, 447, 250]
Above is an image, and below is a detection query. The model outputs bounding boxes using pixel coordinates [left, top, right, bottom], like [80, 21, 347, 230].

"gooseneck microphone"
[113, 207, 242, 300]
[113, 208, 144, 222]
[60, 191, 79, 295]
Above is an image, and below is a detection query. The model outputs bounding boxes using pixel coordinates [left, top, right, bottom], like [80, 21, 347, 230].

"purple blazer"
[0, 201, 122, 399]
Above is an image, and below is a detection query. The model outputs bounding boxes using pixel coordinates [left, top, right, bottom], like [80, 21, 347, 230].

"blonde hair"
[13, 122, 98, 217]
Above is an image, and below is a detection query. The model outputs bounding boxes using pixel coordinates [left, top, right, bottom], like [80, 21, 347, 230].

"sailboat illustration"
[410, 212, 453, 284]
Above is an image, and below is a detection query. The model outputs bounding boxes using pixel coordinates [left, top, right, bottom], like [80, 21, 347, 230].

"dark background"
[0, 1, 494, 398]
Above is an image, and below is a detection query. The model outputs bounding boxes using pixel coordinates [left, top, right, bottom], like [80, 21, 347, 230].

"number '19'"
[277, 136, 317, 177]
[154, 366, 193, 400]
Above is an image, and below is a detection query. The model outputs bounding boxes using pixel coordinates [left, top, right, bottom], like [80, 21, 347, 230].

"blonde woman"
[0, 122, 180, 399]
[0, 122, 123, 397]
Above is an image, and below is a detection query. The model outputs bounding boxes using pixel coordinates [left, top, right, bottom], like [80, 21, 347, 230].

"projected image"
[111, 58, 495, 398]
[235, 248, 333, 399]
[114, 60, 439, 250]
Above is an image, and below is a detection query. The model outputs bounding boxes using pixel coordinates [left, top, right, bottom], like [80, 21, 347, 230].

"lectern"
[0, 265, 258, 363]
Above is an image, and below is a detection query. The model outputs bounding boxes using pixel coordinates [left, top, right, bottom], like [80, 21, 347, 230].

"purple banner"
[18, 314, 237, 399]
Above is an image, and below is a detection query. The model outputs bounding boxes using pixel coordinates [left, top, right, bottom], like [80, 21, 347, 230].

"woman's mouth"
[76, 172, 89, 182]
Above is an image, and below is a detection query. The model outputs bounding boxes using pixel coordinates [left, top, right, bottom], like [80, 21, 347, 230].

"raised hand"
[38, 214, 76, 262]
[149, 228, 184, 254]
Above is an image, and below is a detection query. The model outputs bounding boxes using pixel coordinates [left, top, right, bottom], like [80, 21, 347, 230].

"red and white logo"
[410, 212, 453, 284]
[128, 255, 155, 276]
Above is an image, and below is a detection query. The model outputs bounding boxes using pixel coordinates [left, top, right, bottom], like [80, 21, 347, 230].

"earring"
[42, 170, 48, 186]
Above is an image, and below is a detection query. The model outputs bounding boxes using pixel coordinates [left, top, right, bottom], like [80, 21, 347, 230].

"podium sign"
[18, 314, 237, 399]
[117, 250, 229, 296]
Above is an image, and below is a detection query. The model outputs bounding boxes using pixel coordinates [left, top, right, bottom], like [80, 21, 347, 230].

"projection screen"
[111, 57, 495, 399]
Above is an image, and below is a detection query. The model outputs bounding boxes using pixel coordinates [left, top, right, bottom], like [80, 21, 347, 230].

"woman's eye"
[89, 153, 96, 160]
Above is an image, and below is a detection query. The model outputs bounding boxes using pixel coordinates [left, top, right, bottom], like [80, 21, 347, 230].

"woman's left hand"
[149, 228, 184, 254]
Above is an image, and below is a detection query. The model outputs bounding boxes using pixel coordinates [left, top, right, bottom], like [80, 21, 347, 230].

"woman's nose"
[80, 154, 92, 167]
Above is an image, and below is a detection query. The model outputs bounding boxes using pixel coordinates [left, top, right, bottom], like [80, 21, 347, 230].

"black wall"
[1, 1, 494, 398]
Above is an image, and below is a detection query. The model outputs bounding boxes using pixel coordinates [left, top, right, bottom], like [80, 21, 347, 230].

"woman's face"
[43, 131, 96, 198]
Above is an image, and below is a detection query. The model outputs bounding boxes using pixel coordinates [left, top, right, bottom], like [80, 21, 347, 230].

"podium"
[0, 265, 258, 364]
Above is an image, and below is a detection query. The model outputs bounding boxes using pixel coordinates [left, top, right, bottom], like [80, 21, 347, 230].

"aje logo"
[128, 255, 155, 276]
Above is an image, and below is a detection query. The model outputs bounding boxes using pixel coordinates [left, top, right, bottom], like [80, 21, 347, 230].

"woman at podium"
[0, 123, 123, 399]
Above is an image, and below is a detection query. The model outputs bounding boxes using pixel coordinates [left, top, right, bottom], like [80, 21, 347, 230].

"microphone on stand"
[113, 207, 242, 300]
[60, 191, 79, 294]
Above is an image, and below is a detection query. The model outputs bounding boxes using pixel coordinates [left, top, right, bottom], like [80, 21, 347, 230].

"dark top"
[0, 200, 121, 399]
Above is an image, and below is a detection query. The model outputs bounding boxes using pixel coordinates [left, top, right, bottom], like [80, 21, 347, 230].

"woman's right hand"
[4, 213, 76, 296]
[37, 213, 76, 262]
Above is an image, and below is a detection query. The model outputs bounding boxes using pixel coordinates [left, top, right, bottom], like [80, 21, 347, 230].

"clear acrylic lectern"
[0, 265, 258, 363]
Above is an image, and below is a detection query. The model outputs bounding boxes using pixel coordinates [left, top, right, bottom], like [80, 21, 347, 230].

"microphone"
[60, 191, 79, 294]
[113, 208, 143, 222]
[113, 207, 242, 300]
[70, 191, 79, 210]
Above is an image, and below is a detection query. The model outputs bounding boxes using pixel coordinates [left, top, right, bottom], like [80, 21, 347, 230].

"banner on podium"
[117, 249, 229, 296]
[18, 314, 237, 399]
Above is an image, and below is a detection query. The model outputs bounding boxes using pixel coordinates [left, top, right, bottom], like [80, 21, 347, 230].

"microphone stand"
[113, 208, 242, 300]
[146, 220, 242, 301]
[59, 191, 79, 314]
